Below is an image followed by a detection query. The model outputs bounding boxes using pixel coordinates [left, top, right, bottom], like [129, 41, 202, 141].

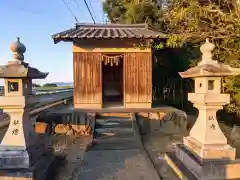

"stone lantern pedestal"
[164, 39, 240, 180]
[0, 38, 54, 180]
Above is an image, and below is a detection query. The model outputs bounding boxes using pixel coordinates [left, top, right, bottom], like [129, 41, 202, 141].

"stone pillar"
[165, 39, 240, 180]
[0, 38, 52, 180]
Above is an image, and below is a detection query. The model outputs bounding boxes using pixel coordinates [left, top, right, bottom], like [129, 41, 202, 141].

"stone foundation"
[184, 136, 236, 161]
[0, 153, 54, 180]
[0, 144, 51, 169]
[0, 145, 54, 180]
[165, 144, 240, 180]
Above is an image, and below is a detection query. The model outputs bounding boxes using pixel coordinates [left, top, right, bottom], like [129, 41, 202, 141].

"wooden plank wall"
[73, 52, 102, 106]
[124, 52, 152, 104]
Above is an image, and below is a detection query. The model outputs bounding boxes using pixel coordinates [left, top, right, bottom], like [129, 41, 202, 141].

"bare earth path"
[73, 114, 161, 180]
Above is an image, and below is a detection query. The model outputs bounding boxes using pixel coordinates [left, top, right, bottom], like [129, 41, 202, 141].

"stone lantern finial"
[10, 37, 26, 62]
[199, 38, 217, 65]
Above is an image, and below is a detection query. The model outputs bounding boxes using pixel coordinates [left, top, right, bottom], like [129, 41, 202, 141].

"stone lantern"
[165, 39, 240, 180]
[0, 38, 53, 180]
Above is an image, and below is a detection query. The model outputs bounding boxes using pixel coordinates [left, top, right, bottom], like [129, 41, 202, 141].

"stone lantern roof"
[0, 38, 48, 79]
[179, 38, 240, 78]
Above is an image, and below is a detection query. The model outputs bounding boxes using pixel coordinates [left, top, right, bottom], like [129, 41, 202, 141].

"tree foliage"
[43, 83, 57, 87]
[103, 0, 165, 29]
[32, 83, 41, 87]
[164, 0, 240, 112]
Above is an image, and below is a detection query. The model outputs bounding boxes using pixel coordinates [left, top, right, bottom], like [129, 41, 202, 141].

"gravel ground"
[52, 135, 92, 180]
[0, 128, 91, 180]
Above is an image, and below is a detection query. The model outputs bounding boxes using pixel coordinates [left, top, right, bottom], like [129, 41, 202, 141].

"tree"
[103, 0, 165, 29]
[32, 83, 41, 87]
[43, 83, 57, 87]
[163, 0, 240, 112]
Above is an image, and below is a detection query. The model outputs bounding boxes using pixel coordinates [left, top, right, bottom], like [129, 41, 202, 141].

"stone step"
[96, 117, 131, 122]
[164, 152, 197, 180]
[96, 126, 133, 132]
[91, 137, 142, 150]
[95, 129, 135, 139]
[96, 117, 130, 123]
[95, 121, 132, 129]
[98, 112, 131, 118]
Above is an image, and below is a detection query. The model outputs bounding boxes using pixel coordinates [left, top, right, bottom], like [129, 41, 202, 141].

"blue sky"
[0, 0, 104, 85]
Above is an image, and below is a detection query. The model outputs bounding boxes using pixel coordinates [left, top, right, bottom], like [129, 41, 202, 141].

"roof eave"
[52, 37, 74, 44]
[75, 23, 148, 29]
[53, 35, 165, 43]
[53, 38, 61, 44]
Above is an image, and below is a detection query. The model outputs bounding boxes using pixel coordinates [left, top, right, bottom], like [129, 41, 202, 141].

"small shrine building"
[52, 23, 165, 109]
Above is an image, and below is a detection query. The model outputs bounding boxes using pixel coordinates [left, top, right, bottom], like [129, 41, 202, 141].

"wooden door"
[73, 52, 102, 107]
[124, 52, 152, 104]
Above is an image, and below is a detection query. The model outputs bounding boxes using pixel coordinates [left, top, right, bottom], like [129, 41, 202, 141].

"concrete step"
[91, 137, 142, 150]
[96, 126, 133, 133]
[95, 129, 135, 139]
[95, 122, 132, 129]
[97, 117, 130, 122]
[96, 117, 130, 123]
[98, 112, 131, 118]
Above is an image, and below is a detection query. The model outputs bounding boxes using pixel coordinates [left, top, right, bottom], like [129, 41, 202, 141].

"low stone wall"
[136, 107, 188, 136]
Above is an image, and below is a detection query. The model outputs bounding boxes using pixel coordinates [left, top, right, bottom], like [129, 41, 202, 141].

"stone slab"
[164, 152, 198, 180]
[165, 144, 240, 180]
[0, 145, 52, 169]
[0, 153, 54, 180]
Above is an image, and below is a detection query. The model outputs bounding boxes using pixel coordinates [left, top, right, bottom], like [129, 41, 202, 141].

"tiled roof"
[52, 23, 165, 43]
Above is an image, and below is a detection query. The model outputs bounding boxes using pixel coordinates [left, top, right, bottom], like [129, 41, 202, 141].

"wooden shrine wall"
[73, 44, 152, 109]
[73, 52, 102, 109]
[124, 52, 152, 108]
